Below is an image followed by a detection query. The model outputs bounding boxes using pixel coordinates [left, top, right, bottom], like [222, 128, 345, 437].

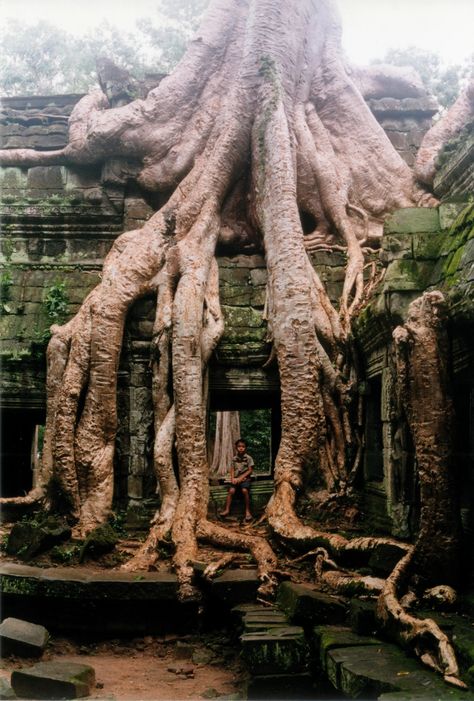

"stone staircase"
[2, 560, 474, 698]
[236, 582, 474, 700]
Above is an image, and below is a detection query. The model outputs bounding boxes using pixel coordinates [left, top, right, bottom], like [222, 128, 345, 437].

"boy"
[219, 438, 254, 521]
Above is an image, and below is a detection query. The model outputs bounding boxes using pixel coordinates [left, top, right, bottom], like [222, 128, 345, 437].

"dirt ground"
[0, 632, 246, 700]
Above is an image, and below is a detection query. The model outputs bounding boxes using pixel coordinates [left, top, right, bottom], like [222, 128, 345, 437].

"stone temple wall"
[1, 92, 472, 538]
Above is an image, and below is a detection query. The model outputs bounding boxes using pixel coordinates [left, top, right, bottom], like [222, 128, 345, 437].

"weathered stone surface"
[0, 562, 180, 601]
[383, 259, 430, 291]
[368, 96, 438, 118]
[241, 626, 308, 675]
[0, 678, 16, 700]
[439, 203, 469, 231]
[0, 618, 49, 658]
[385, 208, 440, 234]
[243, 610, 288, 633]
[381, 233, 413, 262]
[312, 625, 379, 668]
[79, 523, 118, 562]
[11, 662, 95, 699]
[434, 132, 474, 199]
[411, 231, 443, 261]
[211, 569, 259, 604]
[277, 582, 347, 625]
[26, 166, 64, 191]
[326, 644, 455, 700]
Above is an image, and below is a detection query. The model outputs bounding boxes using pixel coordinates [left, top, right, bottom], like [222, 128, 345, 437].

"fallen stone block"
[277, 581, 347, 625]
[79, 523, 118, 562]
[0, 618, 49, 658]
[11, 661, 95, 699]
[241, 626, 308, 675]
[6, 517, 71, 561]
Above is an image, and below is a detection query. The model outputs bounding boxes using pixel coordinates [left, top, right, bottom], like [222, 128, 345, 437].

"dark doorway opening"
[209, 390, 281, 479]
[1, 408, 45, 498]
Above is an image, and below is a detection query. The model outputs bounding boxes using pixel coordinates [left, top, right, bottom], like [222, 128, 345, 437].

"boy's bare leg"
[220, 487, 235, 516]
[242, 488, 252, 519]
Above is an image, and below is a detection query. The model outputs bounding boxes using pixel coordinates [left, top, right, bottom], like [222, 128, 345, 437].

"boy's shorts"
[231, 480, 251, 491]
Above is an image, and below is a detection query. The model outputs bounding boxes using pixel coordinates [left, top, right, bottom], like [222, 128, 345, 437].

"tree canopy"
[1, 0, 472, 112]
[379, 46, 473, 109]
[0, 1, 210, 96]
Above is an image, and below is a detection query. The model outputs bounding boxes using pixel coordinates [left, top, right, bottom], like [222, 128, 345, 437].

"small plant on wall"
[44, 280, 69, 323]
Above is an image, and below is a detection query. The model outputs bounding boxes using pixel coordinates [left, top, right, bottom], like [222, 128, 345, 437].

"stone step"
[11, 662, 95, 700]
[1, 562, 261, 634]
[242, 610, 288, 633]
[241, 625, 309, 675]
[209, 481, 274, 514]
[0, 617, 49, 658]
[245, 673, 315, 700]
[210, 569, 260, 604]
[277, 581, 347, 626]
[417, 609, 474, 673]
[324, 643, 465, 700]
[312, 625, 380, 670]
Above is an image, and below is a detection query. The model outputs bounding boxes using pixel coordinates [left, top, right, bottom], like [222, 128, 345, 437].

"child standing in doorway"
[219, 438, 254, 521]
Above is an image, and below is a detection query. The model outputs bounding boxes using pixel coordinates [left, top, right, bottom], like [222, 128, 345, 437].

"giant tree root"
[0, 0, 470, 684]
[378, 549, 466, 688]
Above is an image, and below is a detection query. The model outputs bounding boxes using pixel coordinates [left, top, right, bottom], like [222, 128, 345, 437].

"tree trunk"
[392, 291, 461, 585]
[0, 0, 470, 684]
[210, 411, 241, 479]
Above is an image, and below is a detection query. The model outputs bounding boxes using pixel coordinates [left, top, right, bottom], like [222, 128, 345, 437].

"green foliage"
[0, 269, 13, 314]
[108, 510, 128, 537]
[50, 543, 82, 564]
[2, 237, 15, 262]
[137, 0, 209, 73]
[377, 47, 473, 109]
[79, 523, 118, 562]
[0, 2, 210, 96]
[239, 409, 272, 475]
[44, 280, 69, 322]
[0, 19, 152, 95]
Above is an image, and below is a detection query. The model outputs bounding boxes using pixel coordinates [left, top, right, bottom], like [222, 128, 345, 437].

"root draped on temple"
[1, 0, 473, 687]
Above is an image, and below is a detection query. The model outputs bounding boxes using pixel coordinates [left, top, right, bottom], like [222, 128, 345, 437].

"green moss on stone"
[385, 208, 440, 234]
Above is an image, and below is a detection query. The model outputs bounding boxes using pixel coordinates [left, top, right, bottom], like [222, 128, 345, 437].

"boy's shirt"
[231, 453, 254, 478]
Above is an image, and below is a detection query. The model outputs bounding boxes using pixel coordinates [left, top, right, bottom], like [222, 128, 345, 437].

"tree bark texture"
[0, 0, 470, 683]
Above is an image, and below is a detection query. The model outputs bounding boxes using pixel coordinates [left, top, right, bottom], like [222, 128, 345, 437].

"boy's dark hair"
[235, 438, 246, 447]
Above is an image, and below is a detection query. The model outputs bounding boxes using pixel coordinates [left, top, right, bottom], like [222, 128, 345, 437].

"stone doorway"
[208, 389, 280, 516]
[0, 408, 45, 498]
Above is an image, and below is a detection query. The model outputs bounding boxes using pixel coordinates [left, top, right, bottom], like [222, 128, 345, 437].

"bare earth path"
[0, 634, 244, 700]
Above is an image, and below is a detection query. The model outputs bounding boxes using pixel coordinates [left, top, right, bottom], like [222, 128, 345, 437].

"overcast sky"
[0, 0, 472, 66]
